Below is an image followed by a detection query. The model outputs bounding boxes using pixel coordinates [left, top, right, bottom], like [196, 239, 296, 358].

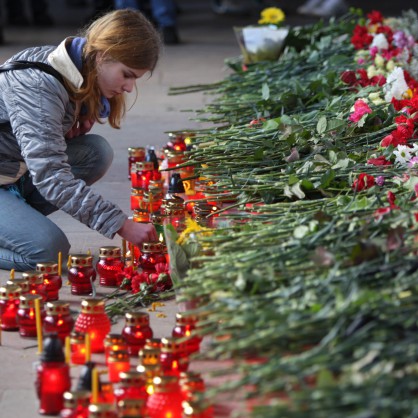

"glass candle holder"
[180, 371, 206, 401]
[139, 242, 166, 274]
[172, 312, 202, 355]
[133, 208, 150, 224]
[117, 398, 147, 418]
[60, 390, 90, 418]
[88, 404, 118, 418]
[142, 188, 163, 214]
[159, 337, 189, 376]
[36, 334, 71, 415]
[108, 349, 131, 383]
[128, 146, 145, 180]
[36, 262, 62, 301]
[74, 298, 111, 353]
[136, 363, 162, 397]
[135, 161, 156, 191]
[114, 370, 148, 403]
[167, 132, 188, 152]
[145, 337, 162, 350]
[104, 333, 128, 364]
[43, 301, 75, 344]
[69, 331, 86, 365]
[130, 187, 144, 211]
[121, 312, 153, 357]
[7, 277, 30, 294]
[68, 254, 96, 296]
[0, 284, 22, 331]
[146, 375, 183, 418]
[22, 271, 48, 301]
[96, 246, 124, 287]
[17, 294, 45, 338]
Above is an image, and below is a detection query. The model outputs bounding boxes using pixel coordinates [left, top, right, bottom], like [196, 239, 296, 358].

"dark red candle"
[22, 271, 48, 301]
[59, 391, 90, 418]
[108, 349, 131, 383]
[68, 254, 97, 295]
[146, 375, 183, 418]
[128, 146, 145, 180]
[113, 370, 148, 403]
[104, 333, 128, 364]
[35, 334, 71, 415]
[139, 242, 166, 273]
[172, 312, 202, 354]
[130, 187, 144, 211]
[36, 262, 62, 301]
[7, 277, 29, 294]
[96, 246, 124, 287]
[159, 337, 189, 376]
[43, 301, 75, 344]
[69, 331, 86, 365]
[17, 294, 45, 338]
[0, 284, 22, 331]
[121, 311, 153, 357]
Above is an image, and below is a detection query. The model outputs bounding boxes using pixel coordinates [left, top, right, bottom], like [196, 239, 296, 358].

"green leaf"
[254, 148, 264, 161]
[316, 116, 327, 134]
[262, 83, 270, 100]
[319, 169, 335, 188]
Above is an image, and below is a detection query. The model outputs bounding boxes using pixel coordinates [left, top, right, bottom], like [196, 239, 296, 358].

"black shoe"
[162, 26, 180, 45]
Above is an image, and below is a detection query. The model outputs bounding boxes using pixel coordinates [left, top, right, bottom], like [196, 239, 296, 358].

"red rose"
[340, 70, 357, 85]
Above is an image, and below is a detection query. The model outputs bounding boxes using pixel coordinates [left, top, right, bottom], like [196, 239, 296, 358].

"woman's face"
[96, 57, 149, 99]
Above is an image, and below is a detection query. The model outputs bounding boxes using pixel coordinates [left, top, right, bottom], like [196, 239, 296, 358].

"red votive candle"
[128, 146, 145, 180]
[96, 246, 124, 287]
[88, 404, 118, 418]
[108, 349, 131, 383]
[113, 370, 148, 403]
[17, 294, 45, 338]
[23, 271, 48, 301]
[60, 390, 90, 418]
[74, 298, 111, 353]
[104, 333, 128, 364]
[117, 398, 147, 417]
[36, 333, 71, 415]
[139, 242, 166, 273]
[69, 331, 86, 365]
[121, 312, 153, 357]
[36, 262, 62, 301]
[0, 284, 22, 331]
[146, 375, 183, 418]
[159, 337, 189, 376]
[7, 277, 29, 294]
[131, 187, 144, 211]
[43, 301, 75, 344]
[68, 254, 97, 295]
[172, 312, 202, 355]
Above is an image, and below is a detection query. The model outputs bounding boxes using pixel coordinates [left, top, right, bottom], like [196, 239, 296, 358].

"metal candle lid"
[152, 375, 180, 393]
[22, 271, 44, 284]
[104, 333, 126, 347]
[131, 187, 144, 197]
[161, 337, 187, 353]
[0, 284, 22, 300]
[36, 262, 58, 275]
[80, 298, 106, 314]
[7, 278, 29, 293]
[135, 161, 154, 171]
[125, 311, 150, 326]
[19, 293, 43, 309]
[175, 312, 198, 324]
[140, 241, 164, 253]
[139, 348, 160, 365]
[45, 301, 71, 316]
[108, 349, 130, 363]
[128, 146, 145, 158]
[119, 370, 147, 386]
[99, 246, 121, 259]
[63, 390, 91, 408]
[69, 254, 93, 268]
[70, 330, 85, 344]
[117, 398, 146, 415]
[88, 403, 117, 415]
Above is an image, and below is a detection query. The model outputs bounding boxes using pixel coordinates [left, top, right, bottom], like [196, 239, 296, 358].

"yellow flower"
[374, 54, 384, 69]
[258, 7, 285, 26]
[176, 218, 212, 245]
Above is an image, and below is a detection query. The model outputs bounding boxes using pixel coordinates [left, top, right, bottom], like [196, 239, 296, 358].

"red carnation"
[367, 156, 391, 166]
[367, 10, 384, 24]
[340, 70, 357, 85]
[352, 173, 375, 191]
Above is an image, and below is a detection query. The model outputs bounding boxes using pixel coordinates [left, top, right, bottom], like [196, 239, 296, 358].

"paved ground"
[0, 0, 416, 416]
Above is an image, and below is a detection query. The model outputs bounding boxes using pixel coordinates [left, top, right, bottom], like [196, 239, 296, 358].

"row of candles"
[32, 298, 212, 417]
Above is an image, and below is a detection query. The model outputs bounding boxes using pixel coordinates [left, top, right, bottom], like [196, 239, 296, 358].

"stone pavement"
[0, 0, 416, 417]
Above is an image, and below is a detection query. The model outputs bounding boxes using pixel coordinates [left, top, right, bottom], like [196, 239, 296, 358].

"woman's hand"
[65, 116, 95, 139]
[117, 219, 158, 246]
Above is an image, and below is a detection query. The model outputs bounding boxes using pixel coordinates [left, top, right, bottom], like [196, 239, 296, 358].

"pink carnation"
[349, 99, 372, 123]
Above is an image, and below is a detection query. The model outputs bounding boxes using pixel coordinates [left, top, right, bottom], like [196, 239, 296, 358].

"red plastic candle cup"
[0, 284, 22, 331]
[130, 187, 144, 211]
[74, 298, 111, 353]
[104, 333, 128, 364]
[68, 254, 96, 295]
[69, 331, 86, 365]
[135, 161, 155, 191]
[108, 349, 131, 383]
[172, 312, 202, 355]
[36, 334, 71, 415]
[113, 370, 148, 403]
[145, 337, 162, 350]
[139, 242, 166, 273]
[43, 301, 75, 344]
[180, 371, 206, 401]
[59, 390, 90, 418]
[36, 262, 62, 302]
[121, 312, 153, 357]
[128, 146, 145, 180]
[133, 208, 150, 224]
[96, 246, 124, 287]
[17, 294, 45, 338]
[159, 337, 190, 376]
[146, 375, 183, 418]
[23, 271, 48, 301]
[136, 363, 162, 396]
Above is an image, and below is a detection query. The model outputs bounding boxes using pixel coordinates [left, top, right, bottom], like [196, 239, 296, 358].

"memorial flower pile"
[168, 8, 418, 417]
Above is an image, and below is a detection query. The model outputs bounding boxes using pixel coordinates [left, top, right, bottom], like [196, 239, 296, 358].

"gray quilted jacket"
[0, 38, 127, 238]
